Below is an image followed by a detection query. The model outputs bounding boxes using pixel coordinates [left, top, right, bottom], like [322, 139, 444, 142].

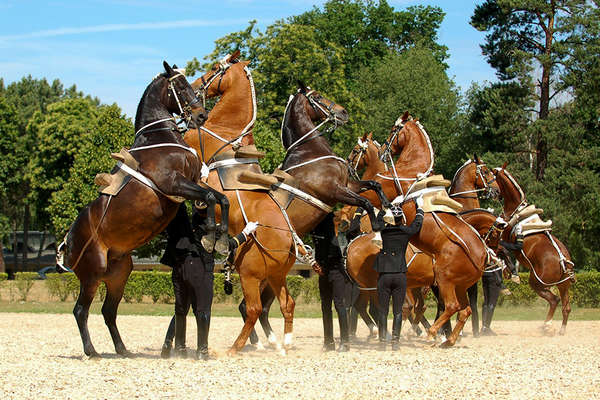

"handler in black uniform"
[312, 213, 350, 352]
[374, 197, 424, 350]
[160, 204, 257, 360]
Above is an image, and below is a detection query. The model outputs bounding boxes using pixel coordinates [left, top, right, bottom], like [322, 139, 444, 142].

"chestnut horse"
[344, 132, 506, 340]
[492, 166, 574, 334]
[448, 156, 500, 210]
[343, 115, 489, 347]
[60, 62, 218, 357]
[184, 57, 386, 353]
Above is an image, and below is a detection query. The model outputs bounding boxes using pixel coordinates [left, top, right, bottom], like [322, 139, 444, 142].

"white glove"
[242, 221, 259, 236]
[415, 195, 424, 209]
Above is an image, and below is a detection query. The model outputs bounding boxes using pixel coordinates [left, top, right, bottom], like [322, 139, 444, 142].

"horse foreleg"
[229, 276, 262, 355]
[557, 282, 572, 335]
[348, 180, 391, 209]
[74, 279, 101, 358]
[333, 186, 382, 231]
[102, 256, 133, 357]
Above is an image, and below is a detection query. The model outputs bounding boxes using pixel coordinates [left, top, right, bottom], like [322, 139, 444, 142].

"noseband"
[195, 54, 238, 108]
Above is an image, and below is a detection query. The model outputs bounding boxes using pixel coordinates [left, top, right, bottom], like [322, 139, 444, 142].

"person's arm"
[404, 197, 425, 235]
[228, 221, 258, 250]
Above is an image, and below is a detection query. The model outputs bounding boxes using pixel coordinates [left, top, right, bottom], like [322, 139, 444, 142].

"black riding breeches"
[319, 269, 349, 343]
[377, 272, 407, 320]
[172, 255, 214, 316]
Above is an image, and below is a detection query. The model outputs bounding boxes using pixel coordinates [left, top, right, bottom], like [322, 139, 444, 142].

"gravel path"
[0, 313, 599, 399]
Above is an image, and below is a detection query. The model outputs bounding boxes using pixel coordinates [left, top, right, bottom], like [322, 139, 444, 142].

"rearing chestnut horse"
[345, 114, 489, 347]
[492, 165, 574, 334]
[61, 62, 224, 357]
[448, 156, 500, 210]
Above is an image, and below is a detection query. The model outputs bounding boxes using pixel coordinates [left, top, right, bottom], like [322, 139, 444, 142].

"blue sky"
[0, 0, 496, 118]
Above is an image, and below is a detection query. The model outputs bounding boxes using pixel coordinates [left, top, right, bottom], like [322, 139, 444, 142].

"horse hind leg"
[74, 279, 101, 358]
[529, 275, 560, 335]
[427, 282, 461, 346]
[557, 282, 571, 335]
[229, 276, 263, 356]
[440, 288, 472, 348]
[268, 274, 296, 354]
[102, 255, 134, 356]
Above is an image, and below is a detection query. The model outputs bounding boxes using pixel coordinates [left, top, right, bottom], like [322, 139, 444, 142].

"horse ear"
[502, 161, 508, 169]
[228, 49, 241, 62]
[163, 61, 174, 75]
[367, 132, 373, 139]
[402, 111, 410, 122]
[361, 132, 368, 140]
[297, 80, 307, 93]
[473, 153, 479, 162]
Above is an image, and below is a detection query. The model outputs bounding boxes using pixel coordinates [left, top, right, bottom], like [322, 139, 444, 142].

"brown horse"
[60, 62, 218, 357]
[342, 115, 490, 347]
[492, 165, 574, 334]
[344, 131, 507, 341]
[183, 57, 387, 353]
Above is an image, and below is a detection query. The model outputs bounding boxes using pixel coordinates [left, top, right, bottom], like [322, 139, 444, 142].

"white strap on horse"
[129, 142, 198, 158]
[208, 157, 259, 170]
[273, 182, 333, 213]
[520, 232, 574, 286]
[282, 155, 346, 173]
[116, 161, 181, 202]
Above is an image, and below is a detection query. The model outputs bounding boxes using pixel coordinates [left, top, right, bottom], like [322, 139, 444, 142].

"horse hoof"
[201, 232, 216, 253]
[87, 351, 101, 359]
[439, 339, 454, 348]
[226, 348, 238, 357]
[559, 328, 566, 336]
[214, 235, 229, 255]
[118, 349, 135, 358]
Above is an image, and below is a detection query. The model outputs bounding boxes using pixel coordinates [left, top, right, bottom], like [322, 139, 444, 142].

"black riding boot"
[337, 307, 350, 352]
[161, 316, 176, 358]
[481, 305, 497, 336]
[391, 313, 402, 350]
[174, 314, 187, 358]
[378, 315, 388, 350]
[348, 306, 358, 340]
[195, 311, 210, 360]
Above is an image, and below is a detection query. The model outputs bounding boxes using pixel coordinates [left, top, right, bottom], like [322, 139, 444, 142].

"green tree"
[352, 46, 463, 176]
[48, 104, 133, 238]
[0, 97, 21, 272]
[471, 0, 592, 180]
[28, 98, 99, 231]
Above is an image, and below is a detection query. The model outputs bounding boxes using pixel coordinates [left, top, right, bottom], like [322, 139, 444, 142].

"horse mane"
[494, 167, 526, 203]
[449, 159, 473, 193]
[134, 74, 167, 127]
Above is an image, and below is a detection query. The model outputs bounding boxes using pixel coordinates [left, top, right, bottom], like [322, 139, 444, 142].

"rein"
[449, 160, 496, 199]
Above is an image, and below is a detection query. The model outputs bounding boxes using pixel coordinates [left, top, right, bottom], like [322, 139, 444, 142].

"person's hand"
[415, 195, 424, 209]
[311, 262, 324, 276]
[242, 221, 259, 236]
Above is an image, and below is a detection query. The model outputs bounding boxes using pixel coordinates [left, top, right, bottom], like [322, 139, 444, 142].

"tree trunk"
[36, 231, 46, 268]
[0, 243, 5, 273]
[21, 204, 30, 272]
[12, 220, 18, 274]
[535, 9, 554, 181]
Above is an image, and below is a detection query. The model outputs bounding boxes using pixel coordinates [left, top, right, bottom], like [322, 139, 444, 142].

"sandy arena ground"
[0, 313, 599, 399]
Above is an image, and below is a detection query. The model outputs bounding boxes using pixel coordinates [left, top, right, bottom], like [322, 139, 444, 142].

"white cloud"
[0, 18, 252, 42]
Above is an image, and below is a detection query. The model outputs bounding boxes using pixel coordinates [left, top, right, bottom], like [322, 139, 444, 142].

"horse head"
[473, 154, 500, 199]
[492, 162, 527, 215]
[347, 132, 381, 172]
[296, 81, 349, 126]
[161, 61, 207, 127]
[191, 50, 247, 99]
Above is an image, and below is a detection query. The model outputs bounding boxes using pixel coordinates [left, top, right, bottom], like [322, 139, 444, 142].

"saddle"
[94, 148, 138, 196]
[511, 210, 553, 238]
[406, 175, 462, 214]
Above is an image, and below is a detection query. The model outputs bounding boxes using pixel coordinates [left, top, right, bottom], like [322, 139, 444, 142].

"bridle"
[449, 161, 498, 200]
[281, 89, 346, 172]
[283, 89, 342, 153]
[346, 137, 383, 180]
[194, 54, 237, 108]
[134, 72, 201, 138]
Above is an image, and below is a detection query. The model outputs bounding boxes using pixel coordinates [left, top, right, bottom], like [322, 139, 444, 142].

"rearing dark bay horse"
[60, 62, 229, 357]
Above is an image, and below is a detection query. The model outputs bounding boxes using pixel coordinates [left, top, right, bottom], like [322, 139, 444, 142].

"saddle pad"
[95, 169, 131, 196]
[411, 174, 451, 193]
[422, 189, 461, 214]
[514, 214, 552, 237]
[217, 162, 269, 191]
[270, 184, 296, 210]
